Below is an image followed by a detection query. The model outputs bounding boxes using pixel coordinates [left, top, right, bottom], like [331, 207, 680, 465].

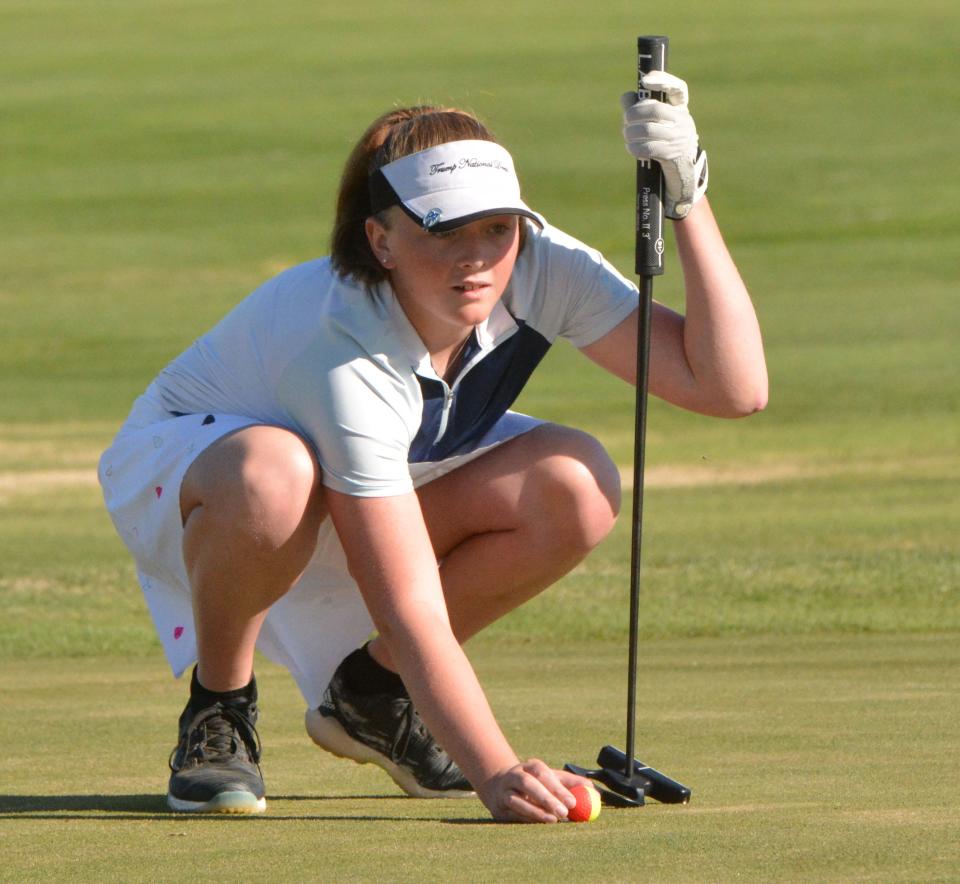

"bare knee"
[238, 431, 323, 548]
[522, 425, 620, 555]
[181, 425, 325, 553]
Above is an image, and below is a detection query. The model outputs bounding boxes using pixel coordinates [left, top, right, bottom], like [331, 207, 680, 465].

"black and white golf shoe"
[167, 674, 266, 814]
[306, 655, 474, 799]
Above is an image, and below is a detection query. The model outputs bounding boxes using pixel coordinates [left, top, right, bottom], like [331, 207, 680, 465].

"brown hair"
[331, 106, 509, 285]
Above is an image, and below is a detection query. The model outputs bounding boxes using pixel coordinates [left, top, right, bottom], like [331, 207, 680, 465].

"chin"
[456, 302, 497, 326]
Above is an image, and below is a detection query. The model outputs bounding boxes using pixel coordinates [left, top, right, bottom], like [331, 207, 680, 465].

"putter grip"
[635, 35, 668, 277]
[598, 745, 691, 804]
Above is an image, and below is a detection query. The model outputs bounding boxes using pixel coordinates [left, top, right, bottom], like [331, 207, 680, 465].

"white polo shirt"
[127, 219, 638, 497]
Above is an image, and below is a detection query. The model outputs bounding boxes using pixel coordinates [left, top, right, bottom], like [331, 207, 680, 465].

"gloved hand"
[620, 71, 708, 219]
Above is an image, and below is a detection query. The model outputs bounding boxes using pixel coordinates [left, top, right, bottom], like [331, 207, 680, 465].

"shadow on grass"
[0, 794, 168, 814]
[0, 794, 491, 824]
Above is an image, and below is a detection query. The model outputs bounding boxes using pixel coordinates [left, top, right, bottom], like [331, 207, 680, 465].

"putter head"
[598, 745, 692, 804]
[563, 747, 692, 808]
[563, 762, 645, 807]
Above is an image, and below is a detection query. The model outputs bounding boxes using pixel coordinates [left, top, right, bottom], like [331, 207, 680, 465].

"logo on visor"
[423, 208, 443, 228]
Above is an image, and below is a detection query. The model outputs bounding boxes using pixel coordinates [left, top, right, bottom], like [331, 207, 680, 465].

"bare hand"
[477, 759, 594, 823]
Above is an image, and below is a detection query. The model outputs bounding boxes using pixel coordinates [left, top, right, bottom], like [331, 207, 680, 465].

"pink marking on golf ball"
[173, 626, 184, 639]
[155, 486, 163, 498]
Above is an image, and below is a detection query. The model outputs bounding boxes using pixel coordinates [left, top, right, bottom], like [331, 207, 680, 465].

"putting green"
[2, 635, 957, 881]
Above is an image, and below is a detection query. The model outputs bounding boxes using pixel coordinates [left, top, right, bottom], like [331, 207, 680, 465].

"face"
[365, 209, 520, 350]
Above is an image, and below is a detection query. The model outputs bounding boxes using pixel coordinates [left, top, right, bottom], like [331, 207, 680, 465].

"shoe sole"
[305, 708, 475, 800]
[167, 791, 267, 814]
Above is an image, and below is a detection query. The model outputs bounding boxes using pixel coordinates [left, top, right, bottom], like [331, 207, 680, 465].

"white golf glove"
[621, 71, 708, 219]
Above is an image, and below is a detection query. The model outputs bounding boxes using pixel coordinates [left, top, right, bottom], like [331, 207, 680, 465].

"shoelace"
[389, 699, 416, 764]
[170, 704, 263, 771]
[388, 700, 446, 765]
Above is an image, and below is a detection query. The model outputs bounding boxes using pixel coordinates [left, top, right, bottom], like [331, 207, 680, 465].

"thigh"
[416, 423, 620, 558]
[179, 424, 323, 525]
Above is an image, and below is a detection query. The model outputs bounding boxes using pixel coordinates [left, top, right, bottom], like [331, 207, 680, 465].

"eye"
[488, 222, 513, 236]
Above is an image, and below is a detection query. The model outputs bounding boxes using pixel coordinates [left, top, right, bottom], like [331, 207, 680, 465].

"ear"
[364, 216, 395, 269]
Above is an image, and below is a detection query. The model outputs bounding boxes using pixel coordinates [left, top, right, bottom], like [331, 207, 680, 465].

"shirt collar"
[373, 281, 519, 376]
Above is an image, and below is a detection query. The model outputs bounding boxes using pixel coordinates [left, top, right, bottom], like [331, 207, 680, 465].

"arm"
[580, 197, 768, 417]
[589, 70, 768, 416]
[324, 487, 583, 822]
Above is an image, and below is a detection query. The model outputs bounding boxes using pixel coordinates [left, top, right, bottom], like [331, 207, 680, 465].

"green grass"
[2, 0, 959, 879]
[2, 637, 958, 882]
[2, 461, 955, 661]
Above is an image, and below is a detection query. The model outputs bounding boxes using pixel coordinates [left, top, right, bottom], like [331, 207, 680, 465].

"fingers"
[621, 95, 694, 163]
[622, 98, 698, 165]
[498, 791, 561, 824]
[522, 759, 577, 815]
[623, 121, 697, 162]
[556, 767, 594, 790]
[482, 759, 579, 824]
[622, 96, 687, 126]
[623, 124, 683, 155]
[639, 70, 689, 106]
[622, 71, 690, 110]
[507, 760, 571, 822]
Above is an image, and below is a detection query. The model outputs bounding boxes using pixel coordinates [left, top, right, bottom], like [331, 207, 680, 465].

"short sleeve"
[509, 224, 639, 349]
[276, 337, 420, 498]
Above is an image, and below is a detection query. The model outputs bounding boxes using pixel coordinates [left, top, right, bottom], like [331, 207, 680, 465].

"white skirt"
[98, 407, 542, 707]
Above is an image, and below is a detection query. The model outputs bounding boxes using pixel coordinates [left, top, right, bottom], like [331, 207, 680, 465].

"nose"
[457, 252, 485, 270]
[453, 236, 484, 268]
[454, 230, 496, 269]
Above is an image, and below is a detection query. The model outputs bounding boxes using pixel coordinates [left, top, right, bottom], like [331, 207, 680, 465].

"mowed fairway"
[1, 0, 958, 881]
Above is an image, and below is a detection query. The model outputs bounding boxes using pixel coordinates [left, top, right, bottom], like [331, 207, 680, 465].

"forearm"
[621, 76, 768, 416]
[378, 610, 519, 786]
[326, 489, 518, 789]
[581, 200, 768, 417]
[670, 198, 768, 416]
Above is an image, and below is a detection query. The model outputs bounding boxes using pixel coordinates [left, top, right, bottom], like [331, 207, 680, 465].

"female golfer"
[99, 71, 767, 823]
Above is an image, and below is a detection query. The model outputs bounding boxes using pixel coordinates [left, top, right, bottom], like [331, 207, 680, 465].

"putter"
[564, 35, 690, 808]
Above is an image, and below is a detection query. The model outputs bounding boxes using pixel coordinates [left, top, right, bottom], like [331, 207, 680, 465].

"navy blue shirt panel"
[408, 322, 551, 463]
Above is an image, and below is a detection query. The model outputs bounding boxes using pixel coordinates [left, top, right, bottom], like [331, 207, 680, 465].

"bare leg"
[179, 426, 326, 692]
[367, 424, 620, 670]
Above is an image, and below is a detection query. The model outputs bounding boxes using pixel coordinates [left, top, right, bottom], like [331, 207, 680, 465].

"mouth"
[453, 280, 490, 293]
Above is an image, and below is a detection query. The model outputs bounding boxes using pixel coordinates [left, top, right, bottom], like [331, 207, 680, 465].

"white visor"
[368, 139, 541, 232]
